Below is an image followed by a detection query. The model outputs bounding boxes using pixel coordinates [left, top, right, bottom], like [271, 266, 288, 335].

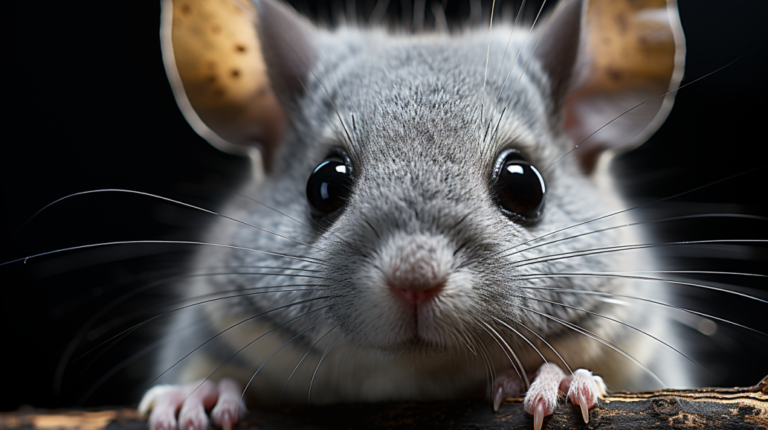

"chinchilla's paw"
[565, 368, 606, 423]
[492, 368, 526, 412]
[522, 364, 606, 430]
[138, 378, 246, 430]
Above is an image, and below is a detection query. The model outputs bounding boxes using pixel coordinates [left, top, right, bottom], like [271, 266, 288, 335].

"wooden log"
[2, 376, 766, 430]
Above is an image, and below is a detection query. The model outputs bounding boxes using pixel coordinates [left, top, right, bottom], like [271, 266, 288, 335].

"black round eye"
[306, 157, 353, 217]
[493, 151, 546, 220]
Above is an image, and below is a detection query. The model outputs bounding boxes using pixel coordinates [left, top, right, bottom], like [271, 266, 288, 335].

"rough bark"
[3, 376, 766, 430]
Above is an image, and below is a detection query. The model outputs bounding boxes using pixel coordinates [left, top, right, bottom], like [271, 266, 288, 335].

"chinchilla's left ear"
[160, 0, 316, 171]
[536, 0, 686, 173]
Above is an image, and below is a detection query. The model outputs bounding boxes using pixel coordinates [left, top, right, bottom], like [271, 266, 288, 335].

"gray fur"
[153, 0, 694, 406]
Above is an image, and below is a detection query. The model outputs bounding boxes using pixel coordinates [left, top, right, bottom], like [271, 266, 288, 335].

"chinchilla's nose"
[380, 233, 452, 307]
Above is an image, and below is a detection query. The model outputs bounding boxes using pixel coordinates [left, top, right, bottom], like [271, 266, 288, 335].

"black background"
[2, 0, 767, 410]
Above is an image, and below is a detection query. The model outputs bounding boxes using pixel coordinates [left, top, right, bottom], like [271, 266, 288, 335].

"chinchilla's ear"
[536, 0, 685, 173]
[160, 0, 317, 171]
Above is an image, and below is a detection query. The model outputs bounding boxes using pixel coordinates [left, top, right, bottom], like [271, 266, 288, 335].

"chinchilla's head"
[163, 0, 684, 363]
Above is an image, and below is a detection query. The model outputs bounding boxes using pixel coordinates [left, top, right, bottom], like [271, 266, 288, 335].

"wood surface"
[3, 376, 766, 429]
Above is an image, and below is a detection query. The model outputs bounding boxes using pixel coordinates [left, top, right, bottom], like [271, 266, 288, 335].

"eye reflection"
[306, 157, 353, 217]
[506, 165, 524, 175]
[494, 151, 546, 220]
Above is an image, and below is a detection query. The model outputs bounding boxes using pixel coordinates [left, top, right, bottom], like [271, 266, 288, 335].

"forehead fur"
[280, 25, 564, 178]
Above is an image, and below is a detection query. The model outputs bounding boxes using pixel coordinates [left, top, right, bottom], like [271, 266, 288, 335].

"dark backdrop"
[2, 0, 766, 410]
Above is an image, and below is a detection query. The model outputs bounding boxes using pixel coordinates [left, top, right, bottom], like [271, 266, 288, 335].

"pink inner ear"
[251, 0, 321, 169]
[533, 0, 584, 113]
[564, 86, 667, 173]
[556, 0, 685, 174]
[256, 0, 318, 105]
[161, 0, 318, 171]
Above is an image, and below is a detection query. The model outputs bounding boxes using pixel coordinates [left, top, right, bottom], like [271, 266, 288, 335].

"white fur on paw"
[139, 385, 178, 417]
[139, 385, 187, 430]
[523, 363, 566, 430]
[178, 380, 218, 430]
[138, 380, 238, 430]
[566, 369, 606, 423]
[210, 379, 247, 430]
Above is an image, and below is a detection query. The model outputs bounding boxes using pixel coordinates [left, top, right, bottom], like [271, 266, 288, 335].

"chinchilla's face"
[276, 29, 603, 353]
[167, 0, 685, 363]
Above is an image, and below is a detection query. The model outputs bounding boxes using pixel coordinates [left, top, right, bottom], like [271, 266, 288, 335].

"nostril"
[389, 283, 443, 306]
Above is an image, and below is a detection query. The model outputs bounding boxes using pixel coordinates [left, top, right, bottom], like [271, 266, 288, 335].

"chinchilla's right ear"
[160, 0, 317, 171]
[535, 0, 686, 173]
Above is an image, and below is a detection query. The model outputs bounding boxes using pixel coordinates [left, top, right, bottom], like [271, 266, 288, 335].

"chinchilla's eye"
[493, 150, 546, 221]
[306, 156, 353, 217]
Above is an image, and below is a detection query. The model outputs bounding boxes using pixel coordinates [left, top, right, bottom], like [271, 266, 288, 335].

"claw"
[533, 401, 545, 430]
[220, 413, 232, 430]
[493, 386, 504, 412]
[571, 390, 590, 423]
[579, 400, 589, 423]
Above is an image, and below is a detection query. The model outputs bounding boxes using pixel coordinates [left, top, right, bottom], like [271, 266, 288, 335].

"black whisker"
[308, 68, 357, 150]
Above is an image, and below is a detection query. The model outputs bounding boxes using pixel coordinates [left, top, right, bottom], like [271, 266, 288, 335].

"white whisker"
[514, 271, 768, 304]
[516, 284, 767, 336]
[278, 325, 338, 408]
[239, 322, 325, 414]
[514, 303, 666, 387]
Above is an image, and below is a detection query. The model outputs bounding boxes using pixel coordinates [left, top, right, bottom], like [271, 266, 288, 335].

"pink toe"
[523, 363, 564, 416]
[492, 370, 525, 412]
[211, 378, 246, 430]
[567, 369, 603, 409]
[178, 381, 218, 430]
[178, 403, 208, 430]
[149, 412, 177, 430]
[566, 369, 607, 423]
[147, 389, 185, 430]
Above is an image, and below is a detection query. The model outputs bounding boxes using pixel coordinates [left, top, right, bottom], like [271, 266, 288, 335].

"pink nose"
[389, 282, 443, 306]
